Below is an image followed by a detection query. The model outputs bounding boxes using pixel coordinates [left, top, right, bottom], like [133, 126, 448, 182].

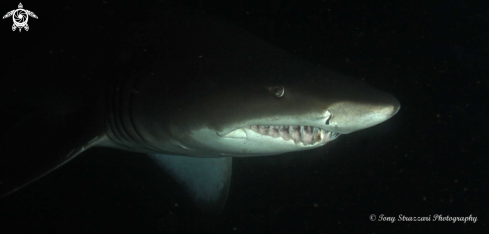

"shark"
[0, 9, 400, 214]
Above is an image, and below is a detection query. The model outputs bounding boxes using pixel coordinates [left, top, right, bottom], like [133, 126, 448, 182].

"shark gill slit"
[127, 76, 150, 145]
[107, 77, 136, 146]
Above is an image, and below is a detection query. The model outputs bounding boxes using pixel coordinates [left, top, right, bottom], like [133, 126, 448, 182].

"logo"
[3, 3, 38, 32]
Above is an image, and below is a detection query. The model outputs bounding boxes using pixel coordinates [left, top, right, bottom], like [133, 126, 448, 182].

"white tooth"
[291, 126, 300, 142]
[330, 132, 340, 141]
[320, 129, 326, 141]
[251, 125, 259, 131]
[289, 126, 293, 135]
[300, 126, 304, 135]
[273, 126, 280, 137]
[273, 126, 283, 138]
[313, 127, 318, 135]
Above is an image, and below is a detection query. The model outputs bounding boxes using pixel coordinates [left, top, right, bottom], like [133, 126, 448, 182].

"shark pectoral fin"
[148, 154, 232, 215]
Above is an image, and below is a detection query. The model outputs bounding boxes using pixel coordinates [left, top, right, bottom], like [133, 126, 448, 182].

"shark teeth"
[244, 125, 340, 146]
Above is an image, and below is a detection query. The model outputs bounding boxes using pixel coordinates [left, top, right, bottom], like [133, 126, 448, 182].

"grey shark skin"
[0, 10, 400, 214]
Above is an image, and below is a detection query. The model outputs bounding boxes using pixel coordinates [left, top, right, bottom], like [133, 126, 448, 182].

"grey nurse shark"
[0, 9, 400, 214]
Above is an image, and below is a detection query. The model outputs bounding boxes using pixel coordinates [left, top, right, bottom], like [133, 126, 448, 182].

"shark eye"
[273, 86, 285, 97]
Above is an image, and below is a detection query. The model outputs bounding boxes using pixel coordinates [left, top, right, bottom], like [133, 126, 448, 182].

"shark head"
[109, 10, 402, 158]
[157, 70, 400, 157]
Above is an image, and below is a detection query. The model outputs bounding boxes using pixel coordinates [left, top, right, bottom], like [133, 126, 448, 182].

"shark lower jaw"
[220, 125, 341, 146]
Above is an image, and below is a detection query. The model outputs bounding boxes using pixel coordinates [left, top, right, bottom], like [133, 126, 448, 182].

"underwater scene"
[0, 0, 485, 233]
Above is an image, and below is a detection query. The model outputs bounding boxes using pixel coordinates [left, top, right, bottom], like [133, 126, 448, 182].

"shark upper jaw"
[217, 125, 341, 147]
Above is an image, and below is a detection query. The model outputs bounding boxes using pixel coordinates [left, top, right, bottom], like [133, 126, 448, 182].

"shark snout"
[327, 93, 400, 134]
[353, 94, 400, 132]
[387, 96, 401, 116]
[370, 95, 400, 123]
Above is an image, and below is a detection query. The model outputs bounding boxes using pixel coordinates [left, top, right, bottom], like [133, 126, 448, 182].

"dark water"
[0, 1, 486, 233]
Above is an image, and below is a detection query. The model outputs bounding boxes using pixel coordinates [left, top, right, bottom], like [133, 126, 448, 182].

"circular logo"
[13, 10, 28, 26]
[369, 214, 376, 221]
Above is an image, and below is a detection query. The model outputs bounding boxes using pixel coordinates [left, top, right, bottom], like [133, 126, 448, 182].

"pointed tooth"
[280, 126, 290, 141]
[274, 126, 282, 138]
[320, 129, 326, 142]
[312, 127, 320, 143]
[270, 126, 278, 137]
[251, 125, 259, 131]
[329, 132, 340, 141]
[299, 126, 305, 143]
[326, 131, 332, 142]
[291, 126, 300, 141]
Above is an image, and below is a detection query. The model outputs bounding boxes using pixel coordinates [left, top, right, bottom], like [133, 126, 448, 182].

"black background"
[0, 0, 487, 233]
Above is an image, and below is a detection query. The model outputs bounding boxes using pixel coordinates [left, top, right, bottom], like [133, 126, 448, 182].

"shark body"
[0, 9, 399, 214]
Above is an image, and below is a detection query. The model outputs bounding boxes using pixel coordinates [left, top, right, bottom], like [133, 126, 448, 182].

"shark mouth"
[222, 125, 340, 146]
